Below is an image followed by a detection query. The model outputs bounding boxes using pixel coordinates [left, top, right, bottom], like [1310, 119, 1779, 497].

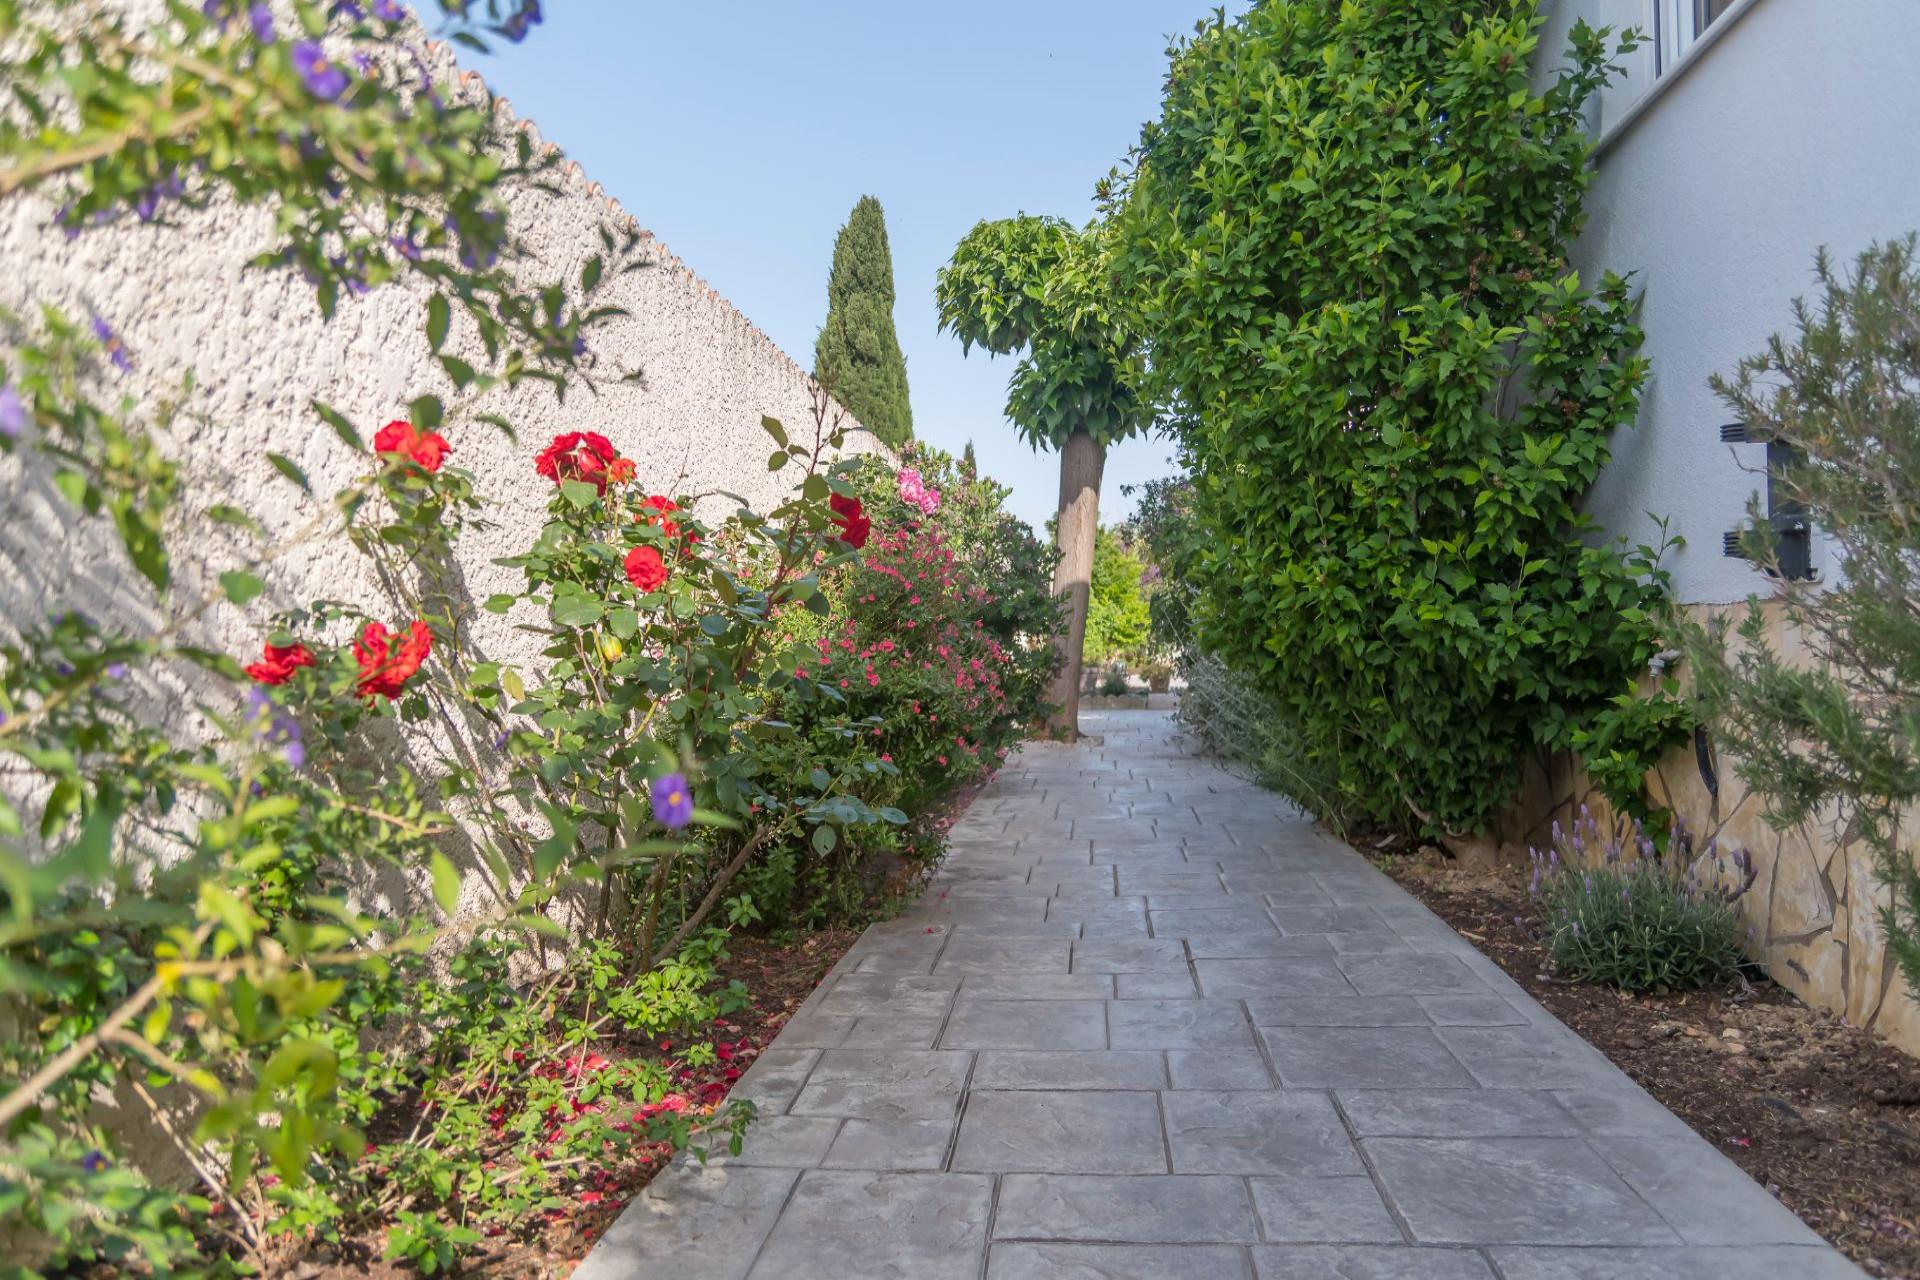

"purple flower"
[650, 772, 693, 830]
[373, 0, 406, 19]
[292, 42, 349, 101]
[330, 1, 365, 16]
[245, 687, 305, 769]
[0, 383, 23, 440]
[501, 0, 542, 41]
[390, 233, 422, 262]
[249, 1, 275, 42]
[90, 314, 133, 372]
[105, 663, 128, 681]
[81, 1150, 108, 1173]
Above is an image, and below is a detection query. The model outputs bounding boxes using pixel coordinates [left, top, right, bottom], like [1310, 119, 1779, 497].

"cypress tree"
[814, 196, 913, 447]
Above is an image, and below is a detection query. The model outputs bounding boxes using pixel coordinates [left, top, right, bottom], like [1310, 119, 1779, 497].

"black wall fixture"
[1719, 422, 1815, 581]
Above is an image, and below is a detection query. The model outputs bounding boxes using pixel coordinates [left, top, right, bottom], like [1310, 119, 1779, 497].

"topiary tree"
[1689, 236, 1920, 1001]
[814, 195, 913, 447]
[937, 216, 1152, 736]
[1117, 3, 1674, 838]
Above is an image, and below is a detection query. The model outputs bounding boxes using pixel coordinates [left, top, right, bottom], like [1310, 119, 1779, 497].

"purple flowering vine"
[292, 42, 350, 101]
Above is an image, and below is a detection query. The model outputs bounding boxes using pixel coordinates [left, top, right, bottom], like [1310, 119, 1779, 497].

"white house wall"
[1536, 0, 1920, 604]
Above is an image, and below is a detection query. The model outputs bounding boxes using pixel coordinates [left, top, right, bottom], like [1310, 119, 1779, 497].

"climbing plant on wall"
[1116, 1, 1676, 838]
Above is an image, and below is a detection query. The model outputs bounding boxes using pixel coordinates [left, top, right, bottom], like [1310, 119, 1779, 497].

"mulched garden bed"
[1379, 846, 1920, 1279]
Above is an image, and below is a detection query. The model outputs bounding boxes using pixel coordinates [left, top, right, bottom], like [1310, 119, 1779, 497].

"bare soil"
[1381, 847, 1920, 1279]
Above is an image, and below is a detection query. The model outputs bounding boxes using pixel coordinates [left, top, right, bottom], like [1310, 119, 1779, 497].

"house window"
[1655, 0, 1741, 74]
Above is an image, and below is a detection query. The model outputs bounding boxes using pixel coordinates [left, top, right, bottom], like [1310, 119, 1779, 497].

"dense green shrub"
[1118, 2, 1675, 837]
[1689, 236, 1920, 1000]
[1532, 814, 1753, 991]
[1084, 527, 1151, 667]
[814, 196, 914, 447]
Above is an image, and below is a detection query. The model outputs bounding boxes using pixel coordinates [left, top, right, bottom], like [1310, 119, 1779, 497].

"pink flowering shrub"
[746, 445, 1058, 922]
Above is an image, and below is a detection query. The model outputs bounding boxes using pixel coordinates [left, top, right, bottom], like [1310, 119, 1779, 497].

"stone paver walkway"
[578, 712, 1865, 1280]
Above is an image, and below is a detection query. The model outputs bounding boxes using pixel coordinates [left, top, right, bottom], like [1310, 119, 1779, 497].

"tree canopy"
[935, 215, 1151, 451]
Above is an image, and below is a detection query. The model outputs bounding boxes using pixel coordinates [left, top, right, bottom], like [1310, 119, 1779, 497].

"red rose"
[353, 620, 432, 701]
[372, 419, 451, 473]
[639, 494, 681, 539]
[606, 457, 636, 486]
[624, 545, 668, 592]
[535, 431, 619, 493]
[829, 493, 870, 549]
[244, 641, 315, 685]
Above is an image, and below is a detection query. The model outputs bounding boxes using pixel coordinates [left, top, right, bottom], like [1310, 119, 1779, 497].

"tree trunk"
[1047, 429, 1105, 739]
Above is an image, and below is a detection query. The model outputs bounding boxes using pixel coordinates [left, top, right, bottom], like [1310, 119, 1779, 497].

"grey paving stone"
[1590, 1136, 1827, 1246]
[1168, 1049, 1274, 1090]
[774, 1014, 854, 1048]
[1077, 914, 1156, 938]
[1260, 1027, 1477, 1089]
[952, 1090, 1168, 1173]
[1249, 1245, 1496, 1279]
[963, 973, 1116, 1000]
[791, 1049, 973, 1123]
[1194, 956, 1357, 1000]
[1115, 971, 1199, 999]
[1118, 870, 1228, 895]
[1339, 1090, 1583, 1139]
[709, 1115, 842, 1167]
[1071, 938, 1189, 973]
[815, 974, 960, 1019]
[1323, 931, 1415, 954]
[1247, 1174, 1402, 1244]
[1163, 1091, 1363, 1175]
[1267, 905, 1389, 934]
[1487, 1245, 1869, 1279]
[844, 1015, 944, 1048]
[994, 1174, 1259, 1243]
[729, 1047, 820, 1114]
[988, 1242, 1255, 1279]
[1108, 999, 1258, 1051]
[1148, 907, 1279, 933]
[1245, 997, 1430, 1027]
[1335, 953, 1491, 997]
[1188, 931, 1336, 960]
[973, 1050, 1169, 1091]
[1546, 1088, 1698, 1138]
[820, 1118, 955, 1171]
[1436, 1026, 1628, 1090]
[936, 938, 1074, 974]
[1417, 995, 1530, 1026]
[572, 1162, 796, 1280]
[940, 999, 1109, 1051]
[747, 1170, 992, 1280]
[1363, 1137, 1682, 1245]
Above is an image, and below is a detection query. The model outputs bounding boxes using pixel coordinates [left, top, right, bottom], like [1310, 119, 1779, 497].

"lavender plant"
[1531, 810, 1755, 991]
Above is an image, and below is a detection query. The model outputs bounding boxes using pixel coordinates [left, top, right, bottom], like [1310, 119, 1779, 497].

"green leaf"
[429, 851, 460, 914]
[810, 823, 838, 855]
[560, 479, 601, 510]
[266, 453, 311, 494]
[426, 295, 451, 353]
[219, 571, 265, 606]
[312, 401, 365, 451]
[409, 395, 444, 432]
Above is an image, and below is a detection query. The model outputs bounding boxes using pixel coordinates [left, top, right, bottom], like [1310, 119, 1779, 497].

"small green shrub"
[1532, 813, 1754, 991]
[1099, 671, 1130, 697]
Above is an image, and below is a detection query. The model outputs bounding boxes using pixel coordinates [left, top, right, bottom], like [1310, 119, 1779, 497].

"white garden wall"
[0, 40, 879, 731]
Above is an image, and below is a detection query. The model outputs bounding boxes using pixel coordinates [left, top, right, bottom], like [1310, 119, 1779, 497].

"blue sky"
[477, 0, 1239, 532]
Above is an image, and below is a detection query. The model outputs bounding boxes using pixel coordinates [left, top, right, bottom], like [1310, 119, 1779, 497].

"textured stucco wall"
[1536, 0, 1920, 605]
[0, 41, 879, 915]
[0, 47, 880, 667]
